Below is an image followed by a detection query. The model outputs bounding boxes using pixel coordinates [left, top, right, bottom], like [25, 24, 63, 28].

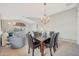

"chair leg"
[50, 48, 53, 56]
[56, 42, 58, 48]
[53, 46, 56, 53]
[56, 43, 58, 48]
[28, 45, 30, 54]
[32, 48, 34, 56]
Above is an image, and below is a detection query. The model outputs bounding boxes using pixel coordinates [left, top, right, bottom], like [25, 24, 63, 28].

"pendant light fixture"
[41, 3, 50, 24]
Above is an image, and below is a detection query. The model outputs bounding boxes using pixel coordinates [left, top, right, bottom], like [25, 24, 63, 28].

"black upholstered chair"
[44, 32, 59, 56]
[26, 33, 40, 56]
[44, 31, 54, 48]
[44, 33, 56, 56]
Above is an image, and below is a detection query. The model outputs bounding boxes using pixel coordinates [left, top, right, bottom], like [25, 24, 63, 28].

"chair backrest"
[34, 32, 40, 38]
[41, 32, 47, 38]
[54, 32, 59, 45]
[50, 33, 56, 48]
[50, 31, 54, 36]
[26, 33, 34, 48]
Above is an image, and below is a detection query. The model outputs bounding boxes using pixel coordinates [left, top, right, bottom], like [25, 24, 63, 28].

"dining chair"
[26, 33, 40, 56]
[44, 33, 56, 56]
[44, 32, 59, 56]
[54, 32, 59, 48]
[31, 31, 41, 43]
[44, 32, 54, 47]
[41, 32, 47, 38]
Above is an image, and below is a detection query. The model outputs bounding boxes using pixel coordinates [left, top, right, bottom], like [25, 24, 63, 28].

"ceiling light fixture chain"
[44, 3, 46, 16]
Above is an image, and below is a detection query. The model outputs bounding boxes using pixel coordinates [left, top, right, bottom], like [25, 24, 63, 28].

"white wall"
[77, 5, 79, 44]
[27, 8, 77, 41]
[0, 21, 1, 31]
[49, 8, 77, 40]
[0, 14, 2, 33]
[36, 8, 77, 41]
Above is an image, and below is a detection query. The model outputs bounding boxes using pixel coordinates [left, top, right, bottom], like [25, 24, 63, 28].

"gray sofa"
[8, 31, 26, 49]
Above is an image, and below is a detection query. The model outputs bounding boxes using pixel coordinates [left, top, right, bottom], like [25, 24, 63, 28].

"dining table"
[37, 36, 50, 56]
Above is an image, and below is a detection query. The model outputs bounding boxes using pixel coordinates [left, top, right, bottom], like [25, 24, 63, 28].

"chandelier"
[41, 3, 50, 24]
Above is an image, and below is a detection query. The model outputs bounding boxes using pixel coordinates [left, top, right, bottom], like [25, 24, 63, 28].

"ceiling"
[0, 3, 77, 19]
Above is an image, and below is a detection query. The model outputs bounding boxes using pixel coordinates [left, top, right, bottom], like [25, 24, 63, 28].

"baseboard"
[59, 37, 77, 44]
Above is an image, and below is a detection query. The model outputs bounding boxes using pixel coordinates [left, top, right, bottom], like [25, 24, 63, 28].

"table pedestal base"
[40, 41, 45, 56]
